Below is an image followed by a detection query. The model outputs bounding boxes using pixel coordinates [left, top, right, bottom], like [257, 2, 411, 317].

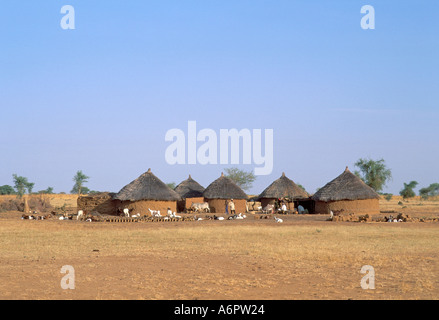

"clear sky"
[1, 1, 438, 196]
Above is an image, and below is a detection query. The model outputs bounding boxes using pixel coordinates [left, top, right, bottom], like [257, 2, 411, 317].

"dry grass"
[0, 212, 438, 300]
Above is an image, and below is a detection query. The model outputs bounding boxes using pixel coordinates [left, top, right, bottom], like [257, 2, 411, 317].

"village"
[1, 1, 438, 303]
[9, 166, 438, 225]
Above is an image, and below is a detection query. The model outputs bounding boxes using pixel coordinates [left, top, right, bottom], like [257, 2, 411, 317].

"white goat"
[123, 208, 130, 217]
[77, 210, 84, 220]
[148, 208, 160, 216]
[274, 216, 283, 223]
[171, 212, 181, 219]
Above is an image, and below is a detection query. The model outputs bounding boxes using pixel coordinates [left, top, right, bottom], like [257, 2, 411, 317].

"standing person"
[225, 200, 229, 215]
[229, 199, 236, 215]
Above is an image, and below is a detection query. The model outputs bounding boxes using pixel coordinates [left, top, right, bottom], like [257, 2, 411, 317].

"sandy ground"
[1, 206, 438, 300]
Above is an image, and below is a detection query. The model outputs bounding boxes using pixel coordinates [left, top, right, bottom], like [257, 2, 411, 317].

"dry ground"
[1, 205, 438, 300]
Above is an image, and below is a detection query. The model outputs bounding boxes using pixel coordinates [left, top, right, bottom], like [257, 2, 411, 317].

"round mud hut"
[203, 173, 248, 213]
[114, 169, 181, 214]
[258, 172, 312, 213]
[174, 175, 205, 212]
[312, 167, 380, 215]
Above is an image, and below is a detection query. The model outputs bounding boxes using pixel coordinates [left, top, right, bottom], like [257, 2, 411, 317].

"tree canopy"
[166, 182, 176, 190]
[0, 185, 16, 195]
[71, 171, 90, 195]
[419, 183, 439, 199]
[354, 158, 392, 192]
[12, 174, 34, 198]
[224, 167, 256, 191]
[399, 181, 418, 199]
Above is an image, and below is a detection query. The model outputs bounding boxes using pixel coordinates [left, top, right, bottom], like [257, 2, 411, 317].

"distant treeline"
[0, 170, 98, 197]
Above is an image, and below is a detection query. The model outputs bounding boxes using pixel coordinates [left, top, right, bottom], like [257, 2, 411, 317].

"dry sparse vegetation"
[0, 200, 438, 300]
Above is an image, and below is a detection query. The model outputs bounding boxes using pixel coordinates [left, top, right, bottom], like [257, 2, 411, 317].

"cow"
[262, 204, 275, 214]
[190, 202, 210, 213]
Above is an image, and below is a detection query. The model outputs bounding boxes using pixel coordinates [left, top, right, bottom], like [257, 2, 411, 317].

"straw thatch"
[174, 175, 205, 199]
[312, 167, 380, 202]
[259, 172, 309, 200]
[203, 173, 248, 200]
[114, 169, 181, 201]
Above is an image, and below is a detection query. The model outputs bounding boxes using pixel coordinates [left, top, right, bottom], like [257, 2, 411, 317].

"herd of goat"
[20, 201, 288, 223]
[21, 208, 285, 223]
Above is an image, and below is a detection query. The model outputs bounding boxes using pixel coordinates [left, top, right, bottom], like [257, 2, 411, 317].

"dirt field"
[1, 202, 438, 300]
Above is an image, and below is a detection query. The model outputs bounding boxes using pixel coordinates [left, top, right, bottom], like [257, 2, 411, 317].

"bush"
[419, 183, 439, 199]
[0, 185, 16, 195]
[400, 181, 418, 200]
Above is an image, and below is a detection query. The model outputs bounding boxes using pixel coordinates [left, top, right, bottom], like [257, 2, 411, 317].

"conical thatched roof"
[114, 169, 181, 201]
[203, 173, 248, 200]
[312, 167, 380, 202]
[174, 175, 205, 198]
[259, 172, 309, 200]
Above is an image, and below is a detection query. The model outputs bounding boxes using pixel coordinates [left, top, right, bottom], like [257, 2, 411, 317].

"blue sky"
[1, 1, 438, 195]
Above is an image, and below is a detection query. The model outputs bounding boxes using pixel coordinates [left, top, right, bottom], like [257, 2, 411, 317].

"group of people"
[225, 198, 308, 215]
[275, 198, 307, 214]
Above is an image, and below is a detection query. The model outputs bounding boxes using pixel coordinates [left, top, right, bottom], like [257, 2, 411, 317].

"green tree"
[383, 193, 393, 201]
[0, 185, 16, 195]
[71, 171, 90, 195]
[12, 174, 34, 198]
[399, 181, 418, 200]
[419, 183, 439, 199]
[354, 158, 392, 192]
[38, 187, 54, 194]
[224, 167, 256, 191]
[166, 182, 176, 189]
[71, 185, 90, 195]
[26, 182, 35, 194]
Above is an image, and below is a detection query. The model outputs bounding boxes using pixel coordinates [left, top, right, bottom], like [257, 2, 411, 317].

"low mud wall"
[0, 194, 79, 212]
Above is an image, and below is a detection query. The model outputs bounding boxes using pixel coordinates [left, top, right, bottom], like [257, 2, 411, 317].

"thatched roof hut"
[203, 173, 248, 213]
[312, 167, 380, 215]
[174, 175, 205, 212]
[174, 175, 205, 199]
[258, 172, 310, 212]
[114, 169, 181, 214]
[312, 167, 379, 202]
[115, 168, 181, 202]
[259, 172, 309, 200]
[203, 173, 247, 200]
